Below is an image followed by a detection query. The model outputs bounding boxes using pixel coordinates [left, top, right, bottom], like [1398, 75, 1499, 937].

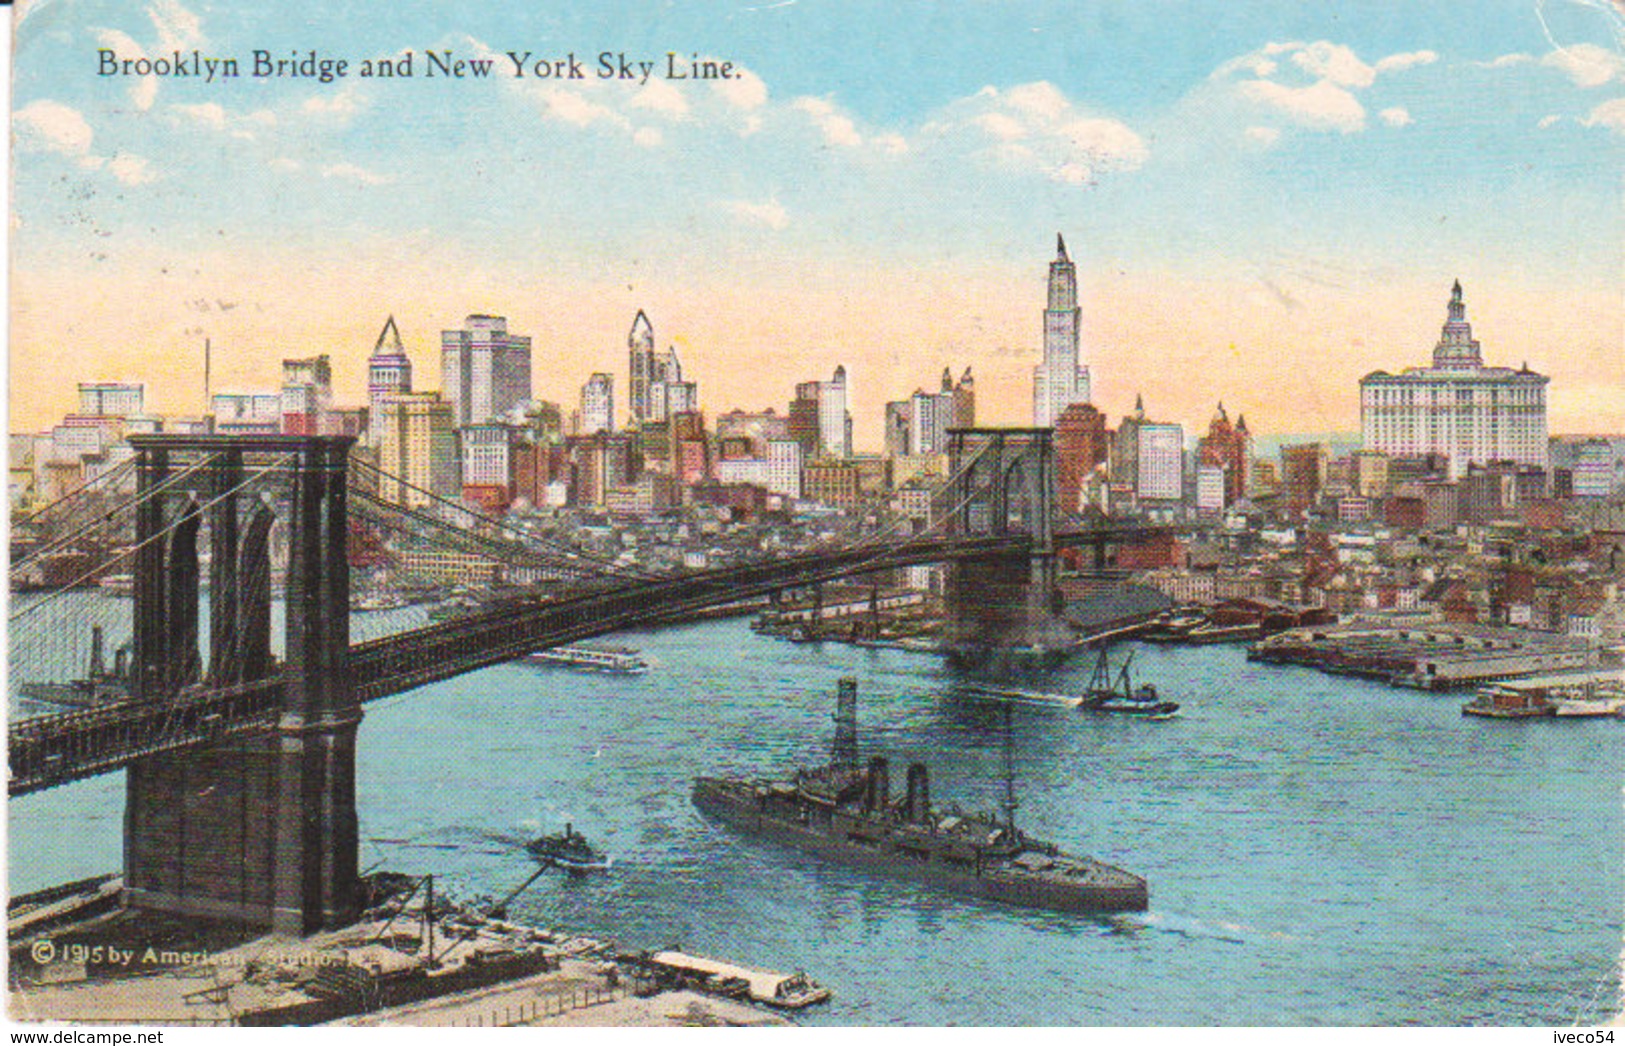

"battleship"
[692, 680, 1149, 914]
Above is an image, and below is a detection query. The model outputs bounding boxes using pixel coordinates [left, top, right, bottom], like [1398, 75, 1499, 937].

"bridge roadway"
[9, 525, 1154, 797]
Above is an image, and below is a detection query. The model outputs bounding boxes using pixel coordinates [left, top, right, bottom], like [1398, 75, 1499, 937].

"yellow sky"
[10, 247, 1621, 448]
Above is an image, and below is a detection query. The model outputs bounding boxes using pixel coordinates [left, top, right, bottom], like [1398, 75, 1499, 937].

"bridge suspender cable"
[9, 454, 296, 625]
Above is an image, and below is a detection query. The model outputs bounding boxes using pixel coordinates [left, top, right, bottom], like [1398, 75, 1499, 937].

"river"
[9, 616, 1622, 1025]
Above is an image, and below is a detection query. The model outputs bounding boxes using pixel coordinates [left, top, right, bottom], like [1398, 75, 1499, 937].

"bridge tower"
[941, 428, 1074, 667]
[123, 435, 359, 935]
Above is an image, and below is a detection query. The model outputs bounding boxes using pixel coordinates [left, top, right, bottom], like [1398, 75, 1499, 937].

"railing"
[9, 525, 1157, 795]
[452, 983, 625, 1027]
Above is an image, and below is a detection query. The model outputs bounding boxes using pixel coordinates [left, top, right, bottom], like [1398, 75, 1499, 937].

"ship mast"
[832, 677, 859, 768]
[1001, 703, 1019, 830]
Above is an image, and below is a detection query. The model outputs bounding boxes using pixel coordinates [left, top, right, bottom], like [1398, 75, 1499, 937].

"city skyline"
[9, 0, 1623, 443]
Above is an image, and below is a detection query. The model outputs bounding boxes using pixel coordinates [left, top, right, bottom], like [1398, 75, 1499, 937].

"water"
[9, 619, 1623, 1025]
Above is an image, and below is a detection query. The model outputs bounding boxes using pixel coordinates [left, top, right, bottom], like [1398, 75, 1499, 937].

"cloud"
[1582, 97, 1625, 133]
[1379, 106, 1413, 127]
[148, 0, 204, 54]
[1538, 114, 1563, 129]
[1476, 53, 1532, 69]
[93, 28, 157, 110]
[15, 99, 95, 157]
[794, 96, 863, 147]
[171, 102, 226, 130]
[713, 67, 768, 111]
[1246, 125, 1281, 147]
[721, 197, 788, 229]
[1542, 43, 1625, 88]
[930, 81, 1147, 183]
[1374, 50, 1437, 75]
[321, 162, 393, 186]
[633, 126, 663, 148]
[302, 86, 367, 119]
[630, 79, 690, 119]
[1240, 78, 1366, 133]
[108, 154, 157, 185]
[1291, 42, 1375, 88]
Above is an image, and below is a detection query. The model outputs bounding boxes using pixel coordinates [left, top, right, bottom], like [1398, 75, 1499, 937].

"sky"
[9, 0, 1624, 448]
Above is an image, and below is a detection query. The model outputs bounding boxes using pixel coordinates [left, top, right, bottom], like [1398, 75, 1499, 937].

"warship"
[692, 680, 1149, 914]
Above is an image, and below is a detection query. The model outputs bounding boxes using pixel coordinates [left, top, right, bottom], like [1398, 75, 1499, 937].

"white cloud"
[1478, 53, 1532, 69]
[322, 163, 393, 186]
[975, 112, 1027, 141]
[1291, 41, 1375, 88]
[1379, 106, 1413, 127]
[1004, 81, 1072, 121]
[1537, 114, 1562, 129]
[270, 157, 302, 172]
[712, 66, 768, 111]
[721, 197, 788, 229]
[1240, 78, 1366, 133]
[15, 100, 95, 157]
[302, 86, 366, 119]
[94, 29, 156, 111]
[937, 81, 1147, 181]
[148, 0, 204, 54]
[172, 102, 226, 129]
[630, 79, 689, 119]
[1374, 50, 1437, 75]
[108, 154, 157, 185]
[794, 96, 863, 147]
[873, 132, 909, 156]
[534, 87, 631, 131]
[1582, 97, 1625, 133]
[1542, 43, 1625, 88]
[1246, 125, 1281, 147]
[633, 126, 663, 148]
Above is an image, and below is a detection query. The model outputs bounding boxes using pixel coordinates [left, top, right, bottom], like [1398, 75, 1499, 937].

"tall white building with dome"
[1359, 281, 1548, 480]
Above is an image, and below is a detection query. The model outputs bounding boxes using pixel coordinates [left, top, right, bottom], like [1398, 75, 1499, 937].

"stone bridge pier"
[940, 428, 1075, 668]
[123, 435, 359, 935]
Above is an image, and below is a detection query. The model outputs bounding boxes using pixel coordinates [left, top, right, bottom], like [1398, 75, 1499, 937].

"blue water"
[10, 620, 1623, 1025]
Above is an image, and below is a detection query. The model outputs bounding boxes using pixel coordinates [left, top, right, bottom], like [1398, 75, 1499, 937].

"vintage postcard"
[6, 0, 1623, 1032]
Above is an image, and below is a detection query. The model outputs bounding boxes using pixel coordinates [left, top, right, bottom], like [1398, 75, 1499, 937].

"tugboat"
[1080, 648, 1180, 719]
[524, 823, 611, 873]
[692, 680, 1149, 914]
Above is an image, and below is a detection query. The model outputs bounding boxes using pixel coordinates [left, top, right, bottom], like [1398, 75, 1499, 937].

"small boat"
[1080, 648, 1181, 718]
[1462, 687, 1555, 719]
[96, 574, 135, 596]
[524, 823, 610, 872]
[647, 950, 831, 1009]
[352, 591, 408, 612]
[1552, 696, 1625, 718]
[526, 644, 649, 675]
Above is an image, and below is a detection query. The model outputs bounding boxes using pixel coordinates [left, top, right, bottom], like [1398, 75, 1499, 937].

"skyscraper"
[367, 315, 413, 443]
[441, 314, 532, 427]
[1032, 233, 1091, 427]
[580, 373, 615, 435]
[376, 392, 457, 508]
[818, 365, 852, 459]
[1359, 282, 1548, 479]
[628, 310, 655, 425]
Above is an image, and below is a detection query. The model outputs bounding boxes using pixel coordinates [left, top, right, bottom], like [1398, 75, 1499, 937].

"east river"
[9, 615, 1622, 1025]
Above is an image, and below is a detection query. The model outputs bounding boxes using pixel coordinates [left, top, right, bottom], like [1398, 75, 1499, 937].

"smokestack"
[906, 763, 930, 823]
[865, 756, 889, 813]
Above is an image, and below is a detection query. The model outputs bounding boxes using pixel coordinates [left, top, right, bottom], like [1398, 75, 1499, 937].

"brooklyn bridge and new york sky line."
[10, 0, 1622, 443]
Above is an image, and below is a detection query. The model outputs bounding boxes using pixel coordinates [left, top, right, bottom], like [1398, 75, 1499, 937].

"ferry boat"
[525, 644, 649, 675]
[96, 574, 135, 596]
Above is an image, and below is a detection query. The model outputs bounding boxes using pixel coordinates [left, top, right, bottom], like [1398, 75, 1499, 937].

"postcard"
[6, 0, 1623, 1032]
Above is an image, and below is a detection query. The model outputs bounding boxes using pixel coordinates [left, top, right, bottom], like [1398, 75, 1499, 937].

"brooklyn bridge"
[8, 430, 1158, 935]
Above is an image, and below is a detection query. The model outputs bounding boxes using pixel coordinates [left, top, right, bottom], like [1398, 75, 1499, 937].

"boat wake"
[1106, 910, 1297, 946]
